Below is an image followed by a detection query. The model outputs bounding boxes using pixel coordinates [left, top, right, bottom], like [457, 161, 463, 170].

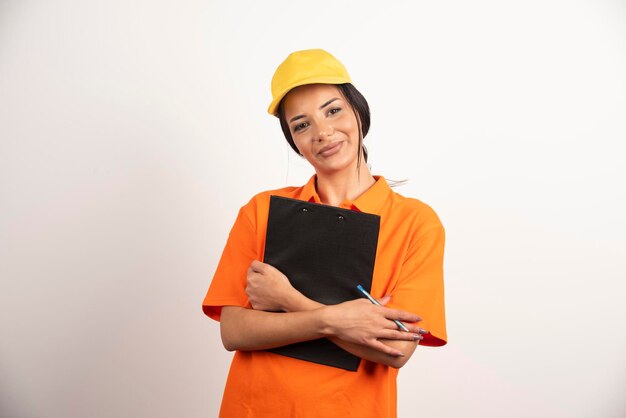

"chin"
[316, 159, 359, 175]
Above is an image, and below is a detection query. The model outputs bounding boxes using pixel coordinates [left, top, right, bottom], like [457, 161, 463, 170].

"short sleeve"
[202, 204, 258, 321]
[387, 223, 447, 347]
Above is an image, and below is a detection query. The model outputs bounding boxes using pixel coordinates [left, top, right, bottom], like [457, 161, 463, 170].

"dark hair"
[277, 83, 371, 168]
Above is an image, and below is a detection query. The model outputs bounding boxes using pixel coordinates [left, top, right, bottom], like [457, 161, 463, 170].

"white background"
[1, 1, 625, 417]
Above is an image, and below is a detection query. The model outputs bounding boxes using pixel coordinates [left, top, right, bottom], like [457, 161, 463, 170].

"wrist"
[280, 289, 301, 312]
[283, 290, 322, 313]
[317, 305, 337, 337]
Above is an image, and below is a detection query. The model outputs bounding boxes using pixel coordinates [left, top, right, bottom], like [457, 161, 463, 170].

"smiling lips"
[318, 141, 343, 157]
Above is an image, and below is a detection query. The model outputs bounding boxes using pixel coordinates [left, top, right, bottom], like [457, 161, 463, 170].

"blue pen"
[357, 284, 410, 332]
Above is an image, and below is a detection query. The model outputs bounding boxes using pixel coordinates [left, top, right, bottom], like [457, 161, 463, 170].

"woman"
[202, 49, 447, 418]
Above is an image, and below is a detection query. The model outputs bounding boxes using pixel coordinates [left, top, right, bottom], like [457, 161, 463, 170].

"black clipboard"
[263, 195, 380, 371]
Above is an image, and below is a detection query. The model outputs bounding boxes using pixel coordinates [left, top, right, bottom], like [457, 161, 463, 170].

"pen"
[356, 284, 410, 332]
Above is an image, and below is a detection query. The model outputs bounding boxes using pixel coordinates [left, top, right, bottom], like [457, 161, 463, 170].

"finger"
[377, 295, 391, 305]
[379, 318, 417, 334]
[246, 271, 259, 285]
[380, 329, 424, 342]
[383, 307, 422, 323]
[245, 278, 259, 289]
[250, 259, 266, 272]
[383, 319, 427, 335]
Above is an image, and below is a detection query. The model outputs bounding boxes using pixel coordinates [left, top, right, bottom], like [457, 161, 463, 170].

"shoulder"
[385, 188, 444, 237]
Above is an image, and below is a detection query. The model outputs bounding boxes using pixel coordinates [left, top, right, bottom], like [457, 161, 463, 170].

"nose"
[316, 122, 334, 141]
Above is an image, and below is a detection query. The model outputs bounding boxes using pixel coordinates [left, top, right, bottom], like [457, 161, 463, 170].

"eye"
[293, 121, 309, 132]
[327, 107, 342, 116]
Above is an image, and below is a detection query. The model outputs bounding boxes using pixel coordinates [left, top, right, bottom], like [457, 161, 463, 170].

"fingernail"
[396, 352, 405, 357]
[413, 334, 423, 340]
[419, 328, 429, 334]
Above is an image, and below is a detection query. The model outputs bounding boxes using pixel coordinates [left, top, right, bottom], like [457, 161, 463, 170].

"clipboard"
[263, 195, 380, 371]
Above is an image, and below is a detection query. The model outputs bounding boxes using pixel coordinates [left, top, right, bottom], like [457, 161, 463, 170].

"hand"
[322, 297, 425, 356]
[246, 260, 300, 311]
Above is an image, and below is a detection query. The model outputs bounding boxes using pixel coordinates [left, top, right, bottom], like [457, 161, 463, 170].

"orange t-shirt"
[202, 175, 447, 418]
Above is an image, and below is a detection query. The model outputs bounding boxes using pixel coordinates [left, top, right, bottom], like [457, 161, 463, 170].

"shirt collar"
[300, 175, 320, 203]
[299, 174, 392, 215]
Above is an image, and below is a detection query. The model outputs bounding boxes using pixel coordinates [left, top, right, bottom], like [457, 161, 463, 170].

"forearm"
[243, 260, 422, 366]
[284, 293, 418, 368]
[332, 338, 418, 368]
[220, 305, 328, 351]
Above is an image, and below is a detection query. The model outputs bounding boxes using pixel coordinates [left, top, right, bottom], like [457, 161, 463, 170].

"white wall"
[1, 1, 625, 417]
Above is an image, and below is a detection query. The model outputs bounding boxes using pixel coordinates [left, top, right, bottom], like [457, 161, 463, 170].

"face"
[282, 84, 361, 176]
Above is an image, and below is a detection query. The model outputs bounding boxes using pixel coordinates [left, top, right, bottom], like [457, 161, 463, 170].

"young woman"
[202, 49, 447, 418]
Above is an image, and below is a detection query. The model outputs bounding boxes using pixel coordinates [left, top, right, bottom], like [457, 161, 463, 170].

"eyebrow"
[288, 97, 340, 123]
[319, 97, 339, 110]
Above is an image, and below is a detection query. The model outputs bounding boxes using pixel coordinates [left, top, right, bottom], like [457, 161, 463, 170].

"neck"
[315, 159, 375, 206]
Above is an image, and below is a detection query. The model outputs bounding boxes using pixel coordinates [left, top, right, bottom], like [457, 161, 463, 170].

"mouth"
[318, 141, 343, 157]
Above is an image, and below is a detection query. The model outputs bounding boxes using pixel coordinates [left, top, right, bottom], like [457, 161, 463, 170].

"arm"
[220, 305, 326, 351]
[241, 260, 427, 368]
[204, 200, 421, 366]
[275, 292, 422, 368]
[221, 301, 422, 368]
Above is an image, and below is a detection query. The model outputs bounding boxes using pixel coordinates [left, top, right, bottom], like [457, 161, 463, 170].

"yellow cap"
[267, 49, 352, 116]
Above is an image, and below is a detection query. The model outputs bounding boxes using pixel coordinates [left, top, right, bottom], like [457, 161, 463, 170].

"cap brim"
[267, 76, 351, 116]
